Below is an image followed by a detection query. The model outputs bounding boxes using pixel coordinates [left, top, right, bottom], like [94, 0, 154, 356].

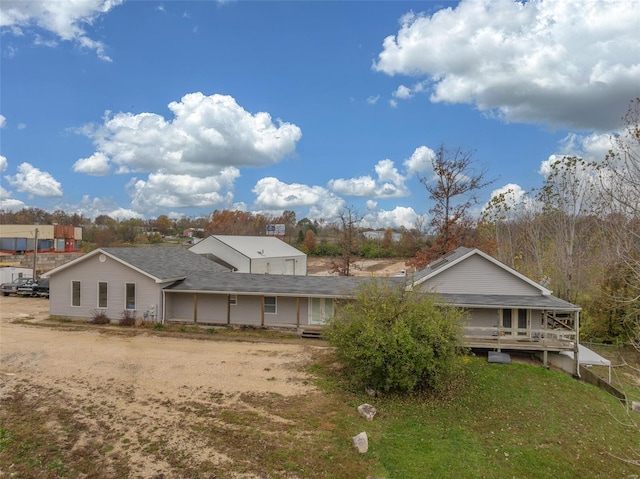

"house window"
[98, 282, 108, 308]
[125, 283, 136, 310]
[518, 309, 528, 335]
[72, 281, 81, 307]
[502, 309, 512, 329]
[264, 296, 277, 314]
[229, 294, 237, 306]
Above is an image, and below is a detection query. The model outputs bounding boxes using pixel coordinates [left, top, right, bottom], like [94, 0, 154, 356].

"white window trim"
[229, 294, 237, 306]
[264, 296, 277, 314]
[125, 282, 136, 310]
[97, 281, 108, 309]
[71, 280, 81, 307]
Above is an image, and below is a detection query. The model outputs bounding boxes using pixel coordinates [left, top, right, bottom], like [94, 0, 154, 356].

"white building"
[189, 235, 307, 275]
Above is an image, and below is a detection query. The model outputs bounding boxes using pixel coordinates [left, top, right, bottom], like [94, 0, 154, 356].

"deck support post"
[193, 293, 198, 324]
[543, 350, 548, 367]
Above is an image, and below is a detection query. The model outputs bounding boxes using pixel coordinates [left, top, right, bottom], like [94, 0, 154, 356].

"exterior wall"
[250, 256, 306, 275]
[465, 308, 498, 337]
[49, 254, 162, 321]
[190, 237, 250, 272]
[165, 293, 310, 327]
[0, 267, 32, 283]
[0, 225, 82, 252]
[230, 295, 263, 326]
[418, 255, 541, 296]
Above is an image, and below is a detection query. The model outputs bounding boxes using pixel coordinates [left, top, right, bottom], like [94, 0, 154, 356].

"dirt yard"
[0, 296, 338, 478]
[306, 257, 408, 276]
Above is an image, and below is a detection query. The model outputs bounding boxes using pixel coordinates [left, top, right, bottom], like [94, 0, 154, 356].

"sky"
[1, 0, 639, 230]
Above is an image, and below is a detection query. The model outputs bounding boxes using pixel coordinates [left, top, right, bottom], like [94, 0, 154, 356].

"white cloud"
[328, 159, 409, 198]
[404, 145, 435, 177]
[253, 177, 346, 220]
[78, 92, 302, 176]
[128, 167, 240, 215]
[392, 85, 413, 100]
[0, 115, 6, 128]
[17, 123, 26, 130]
[0, 198, 26, 211]
[0, 155, 7, 172]
[73, 151, 111, 176]
[0, 0, 123, 61]
[5, 162, 63, 198]
[366, 94, 380, 105]
[361, 205, 421, 230]
[374, 0, 640, 131]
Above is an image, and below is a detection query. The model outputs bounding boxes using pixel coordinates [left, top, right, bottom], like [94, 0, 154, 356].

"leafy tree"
[324, 279, 467, 393]
[303, 229, 316, 254]
[411, 145, 494, 267]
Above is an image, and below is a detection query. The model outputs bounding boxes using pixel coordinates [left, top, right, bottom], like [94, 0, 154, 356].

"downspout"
[574, 310, 580, 378]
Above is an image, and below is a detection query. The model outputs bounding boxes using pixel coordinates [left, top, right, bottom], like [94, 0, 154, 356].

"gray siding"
[464, 308, 498, 337]
[49, 254, 162, 321]
[165, 292, 310, 327]
[418, 255, 541, 296]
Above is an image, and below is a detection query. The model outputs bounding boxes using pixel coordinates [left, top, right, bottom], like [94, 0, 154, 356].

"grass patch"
[2, 345, 639, 478]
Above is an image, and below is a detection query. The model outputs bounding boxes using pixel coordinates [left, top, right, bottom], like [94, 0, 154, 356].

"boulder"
[357, 403, 377, 422]
[352, 431, 368, 454]
[632, 401, 640, 414]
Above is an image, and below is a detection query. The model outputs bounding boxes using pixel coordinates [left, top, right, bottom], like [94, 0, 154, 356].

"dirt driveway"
[0, 296, 325, 478]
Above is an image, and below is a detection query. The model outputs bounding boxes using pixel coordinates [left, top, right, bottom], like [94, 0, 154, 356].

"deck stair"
[300, 329, 323, 339]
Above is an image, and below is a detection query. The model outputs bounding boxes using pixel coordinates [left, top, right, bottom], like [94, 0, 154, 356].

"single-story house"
[42, 247, 229, 322]
[189, 235, 307, 275]
[43, 245, 581, 372]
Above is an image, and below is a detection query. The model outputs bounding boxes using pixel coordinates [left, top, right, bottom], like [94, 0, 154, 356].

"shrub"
[324, 279, 468, 394]
[90, 309, 110, 324]
[119, 310, 136, 327]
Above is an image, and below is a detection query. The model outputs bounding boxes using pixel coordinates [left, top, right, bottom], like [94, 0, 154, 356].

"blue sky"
[1, 0, 639, 229]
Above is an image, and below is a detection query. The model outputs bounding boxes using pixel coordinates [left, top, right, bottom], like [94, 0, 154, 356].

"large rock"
[632, 401, 640, 414]
[352, 431, 368, 454]
[357, 403, 377, 422]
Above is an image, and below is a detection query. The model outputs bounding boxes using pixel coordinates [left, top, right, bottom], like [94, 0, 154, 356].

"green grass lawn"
[313, 355, 640, 479]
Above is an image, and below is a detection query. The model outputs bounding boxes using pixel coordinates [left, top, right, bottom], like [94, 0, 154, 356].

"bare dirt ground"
[306, 257, 408, 276]
[0, 296, 330, 478]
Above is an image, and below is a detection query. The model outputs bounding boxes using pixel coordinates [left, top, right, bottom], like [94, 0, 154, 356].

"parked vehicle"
[17, 278, 49, 298]
[1, 277, 33, 296]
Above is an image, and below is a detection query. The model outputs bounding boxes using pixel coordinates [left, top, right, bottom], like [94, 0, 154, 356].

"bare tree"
[598, 98, 640, 350]
[411, 145, 494, 267]
[330, 207, 361, 276]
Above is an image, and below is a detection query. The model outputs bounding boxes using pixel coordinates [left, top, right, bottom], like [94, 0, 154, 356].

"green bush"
[324, 279, 468, 394]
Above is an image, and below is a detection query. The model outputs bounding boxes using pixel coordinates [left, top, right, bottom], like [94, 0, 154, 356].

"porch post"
[227, 294, 231, 325]
[497, 309, 503, 352]
[193, 293, 198, 324]
[261, 296, 265, 327]
[296, 297, 300, 328]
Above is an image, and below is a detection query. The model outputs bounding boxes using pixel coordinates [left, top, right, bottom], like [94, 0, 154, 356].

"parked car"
[17, 278, 49, 298]
[1, 277, 33, 296]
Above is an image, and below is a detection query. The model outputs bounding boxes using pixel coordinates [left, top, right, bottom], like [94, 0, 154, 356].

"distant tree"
[154, 215, 172, 235]
[597, 98, 640, 350]
[303, 229, 317, 254]
[411, 145, 494, 268]
[330, 207, 361, 276]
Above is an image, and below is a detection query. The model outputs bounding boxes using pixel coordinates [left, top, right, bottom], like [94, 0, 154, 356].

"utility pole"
[32, 228, 38, 280]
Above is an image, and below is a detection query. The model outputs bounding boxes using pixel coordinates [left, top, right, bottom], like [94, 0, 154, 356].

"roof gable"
[411, 247, 552, 296]
[44, 247, 229, 283]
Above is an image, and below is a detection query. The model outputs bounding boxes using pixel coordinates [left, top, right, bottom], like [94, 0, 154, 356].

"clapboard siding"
[48, 253, 162, 321]
[417, 255, 541, 296]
